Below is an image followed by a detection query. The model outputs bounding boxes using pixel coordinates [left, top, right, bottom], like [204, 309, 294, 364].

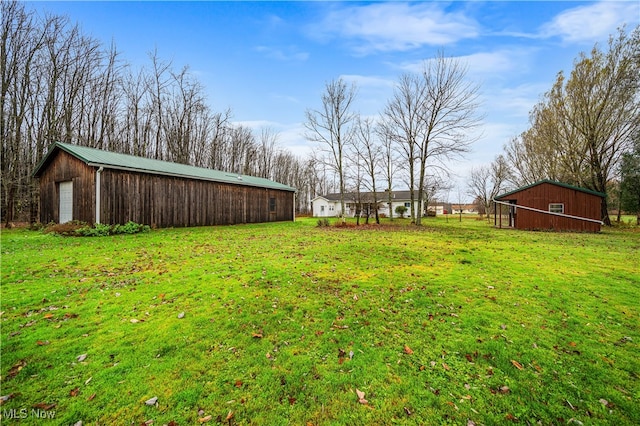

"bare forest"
[1, 1, 319, 224]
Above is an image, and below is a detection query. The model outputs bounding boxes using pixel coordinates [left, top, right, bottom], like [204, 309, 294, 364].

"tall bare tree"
[354, 116, 382, 223]
[304, 78, 357, 222]
[383, 53, 481, 225]
[381, 73, 423, 222]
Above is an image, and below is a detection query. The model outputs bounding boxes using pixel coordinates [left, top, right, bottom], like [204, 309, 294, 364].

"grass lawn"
[1, 217, 639, 425]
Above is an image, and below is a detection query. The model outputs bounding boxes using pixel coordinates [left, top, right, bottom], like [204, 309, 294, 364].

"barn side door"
[269, 195, 276, 221]
[59, 181, 73, 223]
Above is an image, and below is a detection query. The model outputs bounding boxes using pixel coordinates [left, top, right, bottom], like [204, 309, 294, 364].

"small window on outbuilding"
[269, 197, 276, 212]
[549, 203, 564, 214]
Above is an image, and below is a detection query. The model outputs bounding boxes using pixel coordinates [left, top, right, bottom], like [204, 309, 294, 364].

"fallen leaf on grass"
[87, 393, 96, 401]
[235, 380, 243, 388]
[198, 415, 212, 423]
[33, 402, 56, 410]
[511, 360, 524, 370]
[403, 345, 413, 355]
[7, 360, 27, 378]
[355, 389, 368, 404]
[226, 411, 234, 420]
[145, 396, 158, 406]
[0, 394, 15, 405]
[77, 354, 87, 362]
[442, 363, 450, 371]
[599, 398, 615, 408]
[177, 312, 185, 319]
[43, 313, 54, 319]
[404, 407, 412, 416]
[70, 387, 80, 397]
[37, 340, 50, 346]
[252, 332, 263, 338]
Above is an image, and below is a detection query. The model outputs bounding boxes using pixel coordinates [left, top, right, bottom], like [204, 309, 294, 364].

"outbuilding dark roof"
[33, 142, 296, 192]
[494, 179, 605, 200]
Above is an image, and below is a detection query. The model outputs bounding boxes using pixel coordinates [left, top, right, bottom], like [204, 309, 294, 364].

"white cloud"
[339, 74, 395, 89]
[310, 3, 479, 54]
[392, 48, 534, 78]
[540, 1, 638, 43]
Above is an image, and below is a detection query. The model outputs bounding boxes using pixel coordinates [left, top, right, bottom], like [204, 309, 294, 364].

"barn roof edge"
[494, 179, 605, 200]
[32, 142, 296, 192]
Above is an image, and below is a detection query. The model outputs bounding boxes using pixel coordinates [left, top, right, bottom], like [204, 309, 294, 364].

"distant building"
[33, 142, 296, 227]
[312, 190, 450, 218]
[493, 180, 604, 232]
[451, 204, 478, 214]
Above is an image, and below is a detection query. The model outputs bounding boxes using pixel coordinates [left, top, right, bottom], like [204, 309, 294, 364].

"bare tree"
[414, 52, 482, 225]
[381, 73, 423, 222]
[382, 53, 481, 225]
[304, 78, 358, 222]
[354, 116, 382, 223]
[257, 127, 278, 179]
[468, 155, 510, 222]
[377, 124, 399, 219]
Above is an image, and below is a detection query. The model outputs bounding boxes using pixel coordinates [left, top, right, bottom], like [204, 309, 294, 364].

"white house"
[312, 190, 448, 218]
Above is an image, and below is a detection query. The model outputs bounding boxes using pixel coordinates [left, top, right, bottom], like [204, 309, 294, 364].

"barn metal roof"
[33, 142, 296, 192]
[494, 179, 605, 200]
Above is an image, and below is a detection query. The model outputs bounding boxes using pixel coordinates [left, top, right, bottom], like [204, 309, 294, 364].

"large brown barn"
[33, 142, 296, 227]
[494, 180, 605, 232]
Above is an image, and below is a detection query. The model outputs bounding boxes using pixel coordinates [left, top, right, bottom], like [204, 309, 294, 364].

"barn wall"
[38, 151, 95, 224]
[506, 182, 601, 232]
[99, 169, 294, 227]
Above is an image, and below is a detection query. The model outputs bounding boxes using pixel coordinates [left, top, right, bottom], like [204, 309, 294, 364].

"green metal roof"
[33, 142, 296, 192]
[495, 179, 605, 200]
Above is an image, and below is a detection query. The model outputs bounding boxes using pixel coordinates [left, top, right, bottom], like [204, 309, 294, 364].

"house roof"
[317, 190, 425, 202]
[33, 142, 296, 192]
[494, 179, 605, 200]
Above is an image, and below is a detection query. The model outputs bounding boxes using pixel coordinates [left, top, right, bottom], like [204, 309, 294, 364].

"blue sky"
[33, 1, 639, 191]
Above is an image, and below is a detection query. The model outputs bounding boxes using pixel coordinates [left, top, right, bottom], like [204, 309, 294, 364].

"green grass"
[1, 217, 639, 425]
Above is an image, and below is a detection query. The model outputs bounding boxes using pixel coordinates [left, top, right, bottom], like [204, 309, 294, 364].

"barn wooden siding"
[100, 169, 293, 227]
[37, 149, 294, 227]
[497, 181, 602, 232]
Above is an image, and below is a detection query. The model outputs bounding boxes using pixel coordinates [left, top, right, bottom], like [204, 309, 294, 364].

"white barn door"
[59, 181, 73, 223]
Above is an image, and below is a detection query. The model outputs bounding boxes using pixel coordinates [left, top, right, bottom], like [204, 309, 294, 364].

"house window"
[404, 202, 411, 208]
[549, 203, 564, 214]
[269, 197, 276, 212]
[320, 206, 325, 212]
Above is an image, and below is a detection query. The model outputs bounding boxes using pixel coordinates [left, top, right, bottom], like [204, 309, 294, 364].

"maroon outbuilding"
[493, 180, 605, 232]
